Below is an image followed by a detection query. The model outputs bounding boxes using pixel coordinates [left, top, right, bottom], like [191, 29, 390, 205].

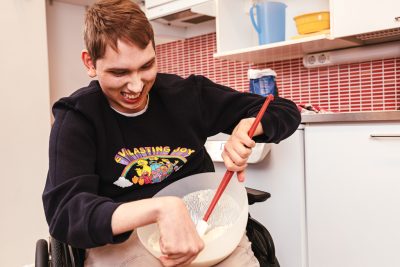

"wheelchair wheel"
[35, 239, 49, 267]
[246, 216, 280, 267]
[50, 237, 67, 267]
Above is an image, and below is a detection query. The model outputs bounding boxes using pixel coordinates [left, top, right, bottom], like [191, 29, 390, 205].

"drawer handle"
[370, 133, 400, 138]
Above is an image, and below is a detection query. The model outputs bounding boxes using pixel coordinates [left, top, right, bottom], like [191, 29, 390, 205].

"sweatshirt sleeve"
[42, 106, 130, 249]
[195, 75, 301, 143]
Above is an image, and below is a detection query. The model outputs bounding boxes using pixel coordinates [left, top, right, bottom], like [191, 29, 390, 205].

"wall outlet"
[303, 52, 332, 68]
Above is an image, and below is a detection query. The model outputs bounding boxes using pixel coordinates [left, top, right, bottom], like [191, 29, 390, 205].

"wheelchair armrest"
[246, 187, 271, 205]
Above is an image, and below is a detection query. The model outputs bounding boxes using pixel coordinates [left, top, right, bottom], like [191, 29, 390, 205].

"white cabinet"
[304, 122, 400, 267]
[214, 0, 400, 63]
[216, 0, 330, 53]
[215, 0, 344, 63]
[331, 0, 400, 38]
[212, 127, 308, 267]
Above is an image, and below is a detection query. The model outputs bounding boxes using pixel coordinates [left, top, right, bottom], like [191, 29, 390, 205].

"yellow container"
[294, 11, 330, 35]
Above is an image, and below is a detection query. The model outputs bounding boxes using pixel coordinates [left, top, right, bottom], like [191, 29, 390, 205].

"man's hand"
[111, 196, 204, 267]
[221, 118, 263, 182]
[157, 197, 204, 267]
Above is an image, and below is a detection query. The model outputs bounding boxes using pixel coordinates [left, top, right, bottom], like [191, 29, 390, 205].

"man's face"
[94, 40, 157, 114]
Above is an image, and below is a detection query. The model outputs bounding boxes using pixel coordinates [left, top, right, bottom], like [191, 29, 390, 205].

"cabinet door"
[305, 122, 400, 267]
[213, 128, 308, 267]
[331, 0, 400, 38]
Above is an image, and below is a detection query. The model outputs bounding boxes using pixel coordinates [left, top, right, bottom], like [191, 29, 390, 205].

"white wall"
[0, 1, 51, 266]
[46, 1, 92, 107]
[0, 1, 91, 265]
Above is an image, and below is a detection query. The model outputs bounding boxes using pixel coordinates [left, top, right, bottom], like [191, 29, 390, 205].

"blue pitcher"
[250, 1, 287, 45]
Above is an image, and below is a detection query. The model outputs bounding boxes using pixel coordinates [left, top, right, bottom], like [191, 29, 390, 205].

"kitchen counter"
[301, 110, 400, 123]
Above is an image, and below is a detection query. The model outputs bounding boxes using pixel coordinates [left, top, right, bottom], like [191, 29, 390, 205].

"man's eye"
[141, 62, 154, 70]
[111, 71, 126, 76]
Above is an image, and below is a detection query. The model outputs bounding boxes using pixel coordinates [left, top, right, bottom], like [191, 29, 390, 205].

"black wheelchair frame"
[35, 187, 279, 267]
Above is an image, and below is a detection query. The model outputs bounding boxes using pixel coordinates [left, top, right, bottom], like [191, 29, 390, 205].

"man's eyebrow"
[106, 67, 128, 72]
[142, 57, 156, 66]
[106, 57, 156, 71]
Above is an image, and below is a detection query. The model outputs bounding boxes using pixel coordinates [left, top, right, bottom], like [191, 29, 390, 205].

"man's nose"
[127, 74, 143, 93]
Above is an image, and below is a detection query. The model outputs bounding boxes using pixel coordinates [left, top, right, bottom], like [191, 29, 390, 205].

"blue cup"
[250, 1, 287, 45]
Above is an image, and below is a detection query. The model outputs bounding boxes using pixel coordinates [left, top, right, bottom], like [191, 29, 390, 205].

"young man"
[42, 0, 301, 266]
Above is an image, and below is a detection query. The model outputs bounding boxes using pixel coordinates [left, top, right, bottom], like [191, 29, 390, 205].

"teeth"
[122, 92, 139, 99]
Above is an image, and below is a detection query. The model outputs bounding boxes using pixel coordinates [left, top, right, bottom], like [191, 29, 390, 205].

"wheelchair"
[35, 187, 279, 267]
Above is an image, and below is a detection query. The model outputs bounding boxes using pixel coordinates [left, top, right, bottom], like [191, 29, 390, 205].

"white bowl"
[137, 172, 249, 267]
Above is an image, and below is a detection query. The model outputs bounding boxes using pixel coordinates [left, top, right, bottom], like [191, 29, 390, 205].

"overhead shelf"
[213, 34, 362, 64]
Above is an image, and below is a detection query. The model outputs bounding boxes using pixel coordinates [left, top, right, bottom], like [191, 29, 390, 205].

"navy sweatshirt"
[42, 73, 301, 249]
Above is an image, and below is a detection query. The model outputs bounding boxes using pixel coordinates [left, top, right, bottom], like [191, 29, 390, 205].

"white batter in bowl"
[137, 172, 249, 267]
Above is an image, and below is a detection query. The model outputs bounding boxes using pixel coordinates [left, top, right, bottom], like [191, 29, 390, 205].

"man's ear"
[81, 50, 97, 78]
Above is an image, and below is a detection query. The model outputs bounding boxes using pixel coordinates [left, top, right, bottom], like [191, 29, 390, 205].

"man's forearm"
[111, 197, 164, 235]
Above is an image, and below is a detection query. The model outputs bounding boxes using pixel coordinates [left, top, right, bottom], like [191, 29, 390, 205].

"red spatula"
[196, 94, 275, 236]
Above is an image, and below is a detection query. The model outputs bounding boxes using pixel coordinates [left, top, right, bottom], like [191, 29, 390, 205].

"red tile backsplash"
[156, 33, 400, 112]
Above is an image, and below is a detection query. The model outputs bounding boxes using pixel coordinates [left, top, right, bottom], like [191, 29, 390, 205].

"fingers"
[159, 254, 188, 267]
[160, 253, 199, 267]
[159, 243, 202, 267]
[232, 129, 256, 149]
[221, 150, 248, 172]
[158, 230, 203, 265]
[221, 118, 259, 172]
[159, 239, 203, 267]
[160, 241, 203, 259]
[222, 135, 253, 172]
[180, 254, 199, 266]
[233, 118, 257, 147]
[156, 197, 204, 267]
[237, 170, 245, 182]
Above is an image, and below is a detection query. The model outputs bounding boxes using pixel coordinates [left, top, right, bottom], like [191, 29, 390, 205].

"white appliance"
[145, 0, 216, 44]
[206, 126, 308, 267]
[205, 133, 272, 164]
[145, 0, 215, 26]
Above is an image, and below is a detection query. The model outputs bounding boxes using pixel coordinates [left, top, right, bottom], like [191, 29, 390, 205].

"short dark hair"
[84, 0, 155, 64]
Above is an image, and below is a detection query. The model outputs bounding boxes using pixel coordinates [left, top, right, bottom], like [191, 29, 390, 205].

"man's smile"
[121, 91, 141, 100]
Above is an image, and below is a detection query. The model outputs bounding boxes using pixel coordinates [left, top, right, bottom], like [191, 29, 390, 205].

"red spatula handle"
[202, 94, 274, 222]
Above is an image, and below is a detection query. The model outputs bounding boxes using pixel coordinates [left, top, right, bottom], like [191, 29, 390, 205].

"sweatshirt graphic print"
[113, 146, 195, 188]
